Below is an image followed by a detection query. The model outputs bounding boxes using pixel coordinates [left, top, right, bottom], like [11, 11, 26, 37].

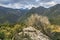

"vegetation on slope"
[0, 4, 60, 40]
[0, 14, 60, 40]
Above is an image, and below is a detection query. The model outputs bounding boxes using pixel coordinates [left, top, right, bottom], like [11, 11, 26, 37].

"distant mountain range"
[0, 4, 60, 25]
[19, 4, 60, 25]
[0, 6, 28, 24]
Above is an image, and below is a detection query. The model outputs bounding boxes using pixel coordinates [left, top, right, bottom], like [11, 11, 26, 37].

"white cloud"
[54, 0, 60, 4]
[39, 1, 57, 8]
[0, 3, 23, 9]
[0, 3, 39, 9]
[0, 0, 59, 9]
[36, 0, 39, 2]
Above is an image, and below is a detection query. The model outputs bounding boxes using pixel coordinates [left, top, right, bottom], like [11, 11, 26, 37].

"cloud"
[54, 0, 60, 4]
[0, 0, 59, 9]
[40, 1, 57, 8]
[39, 0, 52, 2]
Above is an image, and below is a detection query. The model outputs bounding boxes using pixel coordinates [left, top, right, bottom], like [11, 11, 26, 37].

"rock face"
[12, 14, 51, 40]
[26, 14, 50, 26]
[13, 26, 51, 40]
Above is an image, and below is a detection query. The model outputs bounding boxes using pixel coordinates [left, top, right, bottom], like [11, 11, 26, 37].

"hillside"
[12, 14, 60, 40]
[44, 4, 60, 25]
[0, 4, 60, 25]
[0, 6, 28, 24]
[24, 4, 60, 25]
[0, 4, 60, 40]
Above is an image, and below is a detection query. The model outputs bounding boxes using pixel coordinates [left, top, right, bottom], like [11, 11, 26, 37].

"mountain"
[44, 4, 60, 25]
[0, 4, 60, 40]
[12, 14, 60, 40]
[18, 6, 47, 23]
[44, 4, 60, 17]
[0, 6, 29, 24]
[12, 14, 51, 40]
[21, 4, 60, 25]
[28, 6, 47, 15]
[0, 4, 60, 25]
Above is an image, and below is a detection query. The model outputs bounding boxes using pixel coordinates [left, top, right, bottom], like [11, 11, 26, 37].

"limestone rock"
[13, 26, 51, 40]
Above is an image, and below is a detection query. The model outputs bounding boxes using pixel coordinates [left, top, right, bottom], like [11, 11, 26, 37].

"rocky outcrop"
[26, 14, 50, 26]
[12, 14, 51, 40]
[12, 26, 51, 40]
[26, 14, 52, 37]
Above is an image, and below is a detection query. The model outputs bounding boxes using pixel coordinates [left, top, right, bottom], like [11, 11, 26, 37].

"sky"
[0, 0, 60, 9]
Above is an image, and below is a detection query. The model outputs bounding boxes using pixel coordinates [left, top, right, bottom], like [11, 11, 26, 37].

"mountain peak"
[55, 4, 60, 6]
[37, 6, 45, 8]
[51, 4, 60, 8]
